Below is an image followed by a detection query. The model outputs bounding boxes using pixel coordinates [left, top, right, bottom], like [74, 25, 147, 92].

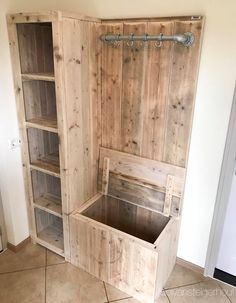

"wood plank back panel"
[99, 147, 186, 216]
[101, 23, 123, 150]
[163, 20, 203, 166]
[101, 19, 203, 168]
[57, 18, 101, 214]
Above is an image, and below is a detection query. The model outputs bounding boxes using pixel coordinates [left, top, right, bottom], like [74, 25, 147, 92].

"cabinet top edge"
[6, 11, 101, 24]
[101, 15, 204, 23]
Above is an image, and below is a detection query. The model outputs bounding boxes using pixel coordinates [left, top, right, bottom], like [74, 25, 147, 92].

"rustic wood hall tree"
[7, 11, 203, 303]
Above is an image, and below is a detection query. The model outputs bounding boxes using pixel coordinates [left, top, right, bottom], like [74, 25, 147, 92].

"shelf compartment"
[35, 208, 64, 253]
[17, 23, 54, 74]
[27, 128, 60, 176]
[22, 80, 57, 130]
[31, 170, 62, 217]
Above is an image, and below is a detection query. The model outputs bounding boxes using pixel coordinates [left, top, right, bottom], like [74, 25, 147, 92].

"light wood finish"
[163, 175, 175, 216]
[31, 170, 62, 217]
[35, 208, 64, 254]
[101, 19, 203, 168]
[99, 147, 185, 216]
[101, 157, 110, 195]
[21, 73, 55, 81]
[70, 196, 178, 303]
[26, 116, 58, 133]
[7, 12, 101, 261]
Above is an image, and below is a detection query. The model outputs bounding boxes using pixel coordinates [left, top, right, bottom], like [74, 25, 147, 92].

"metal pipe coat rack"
[100, 32, 194, 48]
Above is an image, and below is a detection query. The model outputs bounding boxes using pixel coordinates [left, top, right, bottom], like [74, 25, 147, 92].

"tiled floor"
[0, 243, 236, 303]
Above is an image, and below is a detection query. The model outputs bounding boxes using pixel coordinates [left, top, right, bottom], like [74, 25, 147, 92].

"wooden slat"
[163, 175, 175, 216]
[141, 21, 174, 160]
[101, 157, 110, 195]
[34, 193, 62, 217]
[30, 161, 60, 177]
[99, 147, 185, 196]
[26, 116, 58, 133]
[101, 23, 123, 149]
[121, 22, 147, 156]
[21, 73, 55, 81]
[163, 20, 203, 167]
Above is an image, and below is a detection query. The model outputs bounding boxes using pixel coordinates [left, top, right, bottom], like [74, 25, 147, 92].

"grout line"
[109, 297, 132, 302]
[103, 281, 109, 302]
[218, 282, 233, 303]
[164, 289, 171, 303]
[0, 265, 46, 275]
[164, 280, 206, 291]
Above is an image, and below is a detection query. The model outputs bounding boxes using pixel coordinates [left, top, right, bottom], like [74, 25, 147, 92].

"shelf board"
[30, 158, 60, 177]
[34, 194, 62, 218]
[26, 116, 58, 133]
[21, 72, 55, 82]
[37, 225, 64, 251]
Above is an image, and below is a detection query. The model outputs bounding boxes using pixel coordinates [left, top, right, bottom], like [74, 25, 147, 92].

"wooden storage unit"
[7, 11, 101, 259]
[8, 11, 203, 303]
[70, 147, 185, 302]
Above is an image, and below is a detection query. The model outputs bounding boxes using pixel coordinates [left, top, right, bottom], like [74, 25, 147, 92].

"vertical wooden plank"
[101, 23, 123, 150]
[163, 175, 175, 216]
[52, 15, 71, 260]
[89, 22, 102, 195]
[141, 21, 174, 161]
[164, 20, 203, 167]
[7, 19, 37, 239]
[101, 157, 110, 195]
[121, 22, 147, 156]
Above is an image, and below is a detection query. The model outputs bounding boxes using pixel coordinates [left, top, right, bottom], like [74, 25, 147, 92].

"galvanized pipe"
[100, 32, 194, 47]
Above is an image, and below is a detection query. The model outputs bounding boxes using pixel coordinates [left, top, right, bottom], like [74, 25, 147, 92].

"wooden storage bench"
[70, 147, 186, 303]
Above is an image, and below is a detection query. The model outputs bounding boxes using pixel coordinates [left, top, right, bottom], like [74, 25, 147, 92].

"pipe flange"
[183, 32, 195, 47]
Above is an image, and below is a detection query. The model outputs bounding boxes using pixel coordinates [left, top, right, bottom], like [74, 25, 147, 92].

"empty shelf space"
[21, 73, 55, 81]
[26, 116, 58, 133]
[27, 128, 60, 176]
[35, 208, 64, 252]
[22, 80, 57, 127]
[17, 23, 54, 75]
[32, 170, 62, 216]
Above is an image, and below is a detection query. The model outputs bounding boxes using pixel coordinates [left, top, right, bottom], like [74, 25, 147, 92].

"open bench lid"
[98, 147, 186, 217]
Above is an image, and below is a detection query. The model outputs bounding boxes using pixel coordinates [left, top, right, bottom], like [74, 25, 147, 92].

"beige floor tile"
[46, 263, 107, 303]
[0, 267, 45, 303]
[114, 291, 169, 303]
[164, 264, 206, 289]
[46, 249, 66, 266]
[218, 281, 236, 303]
[166, 280, 230, 303]
[105, 283, 131, 301]
[0, 243, 46, 273]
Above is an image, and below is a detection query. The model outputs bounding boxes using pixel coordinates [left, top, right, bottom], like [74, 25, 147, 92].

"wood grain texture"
[70, 199, 178, 303]
[163, 20, 203, 167]
[98, 148, 185, 216]
[101, 23, 123, 149]
[101, 19, 203, 168]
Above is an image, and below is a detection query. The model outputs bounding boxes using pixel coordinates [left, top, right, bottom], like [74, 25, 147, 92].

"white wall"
[1, 0, 236, 267]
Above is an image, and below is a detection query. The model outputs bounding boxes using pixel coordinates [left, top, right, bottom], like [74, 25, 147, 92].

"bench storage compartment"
[70, 147, 186, 303]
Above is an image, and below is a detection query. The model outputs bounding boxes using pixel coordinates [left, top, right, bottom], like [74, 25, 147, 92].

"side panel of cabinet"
[54, 18, 101, 216]
[7, 18, 37, 239]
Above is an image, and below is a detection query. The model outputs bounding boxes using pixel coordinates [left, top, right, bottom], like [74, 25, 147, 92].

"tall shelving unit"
[7, 12, 101, 259]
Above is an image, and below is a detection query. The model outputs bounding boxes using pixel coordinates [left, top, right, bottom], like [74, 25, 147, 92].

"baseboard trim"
[214, 268, 236, 287]
[176, 257, 204, 275]
[7, 237, 31, 253]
